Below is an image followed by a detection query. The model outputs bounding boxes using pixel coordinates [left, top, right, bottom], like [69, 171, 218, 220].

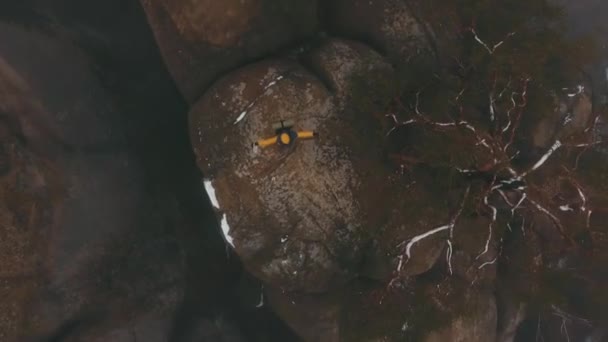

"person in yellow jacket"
[255, 119, 317, 148]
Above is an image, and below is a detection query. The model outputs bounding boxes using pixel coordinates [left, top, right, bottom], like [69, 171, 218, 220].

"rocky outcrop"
[188, 33, 507, 338]
[2, 0, 607, 341]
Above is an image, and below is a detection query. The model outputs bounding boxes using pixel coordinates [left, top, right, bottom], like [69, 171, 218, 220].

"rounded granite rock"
[141, 0, 319, 103]
[189, 57, 366, 293]
[326, 0, 432, 62]
[189, 38, 402, 293]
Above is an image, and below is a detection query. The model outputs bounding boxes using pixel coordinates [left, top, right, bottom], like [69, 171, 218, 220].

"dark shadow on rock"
[0, 1, 300, 341]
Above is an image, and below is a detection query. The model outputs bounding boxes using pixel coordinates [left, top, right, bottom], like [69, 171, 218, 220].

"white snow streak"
[470, 29, 516, 54]
[520, 140, 562, 177]
[233, 75, 285, 124]
[234, 110, 249, 124]
[404, 225, 451, 260]
[498, 190, 514, 206]
[397, 254, 404, 272]
[203, 179, 220, 209]
[489, 93, 496, 122]
[527, 198, 562, 234]
[476, 196, 497, 260]
[446, 240, 454, 275]
[256, 289, 265, 308]
[221, 214, 235, 248]
[386, 114, 416, 136]
[565, 85, 585, 98]
[575, 185, 587, 211]
[478, 257, 497, 269]
[511, 193, 527, 216]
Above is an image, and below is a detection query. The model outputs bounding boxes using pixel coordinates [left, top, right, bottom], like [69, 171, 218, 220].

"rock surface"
[189, 35, 506, 339]
[2, 0, 608, 341]
[189, 39, 396, 293]
[140, 0, 319, 103]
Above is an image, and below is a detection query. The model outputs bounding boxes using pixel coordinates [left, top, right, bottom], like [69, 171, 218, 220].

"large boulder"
[0, 12, 247, 340]
[325, 0, 432, 62]
[189, 36, 508, 340]
[140, 0, 319, 103]
[189, 39, 396, 293]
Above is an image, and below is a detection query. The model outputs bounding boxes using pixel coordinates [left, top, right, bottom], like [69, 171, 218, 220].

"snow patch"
[234, 110, 249, 124]
[404, 224, 451, 260]
[203, 179, 220, 209]
[565, 85, 585, 98]
[221, 214, 235, 248]
[256, 288, 264, 308]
